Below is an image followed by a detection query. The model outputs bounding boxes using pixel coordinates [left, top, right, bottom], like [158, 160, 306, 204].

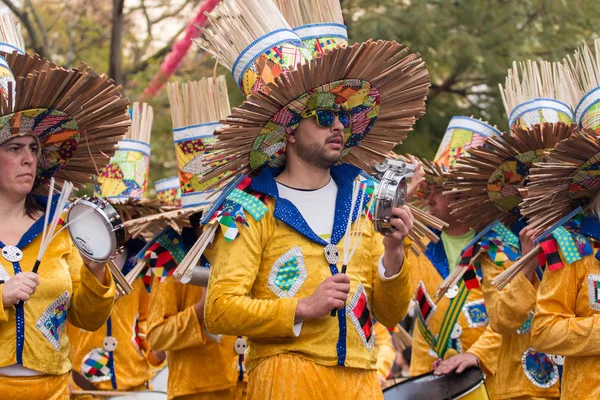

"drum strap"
[416, 281, 469, 359]
[435, 281, 469, 358]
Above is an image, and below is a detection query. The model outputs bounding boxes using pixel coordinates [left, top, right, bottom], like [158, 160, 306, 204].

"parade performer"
[145, 75, 241, 400]
[190, 0, 430, 398]
[515, 39, 600, 400]
[0, 16, 130, 400]
[373, 322, 397, 387]
[444, 60, 574, 399]
[408, 117, 503, 390]
[68, 103, 166, 397]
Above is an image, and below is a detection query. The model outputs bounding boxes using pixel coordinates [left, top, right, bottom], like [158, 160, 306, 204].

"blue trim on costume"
[424, 230, 450, 279]
[107, 317, 118, 389]
[0, 195, 60, 364]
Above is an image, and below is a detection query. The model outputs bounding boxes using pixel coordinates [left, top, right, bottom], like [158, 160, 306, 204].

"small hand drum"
[373, 159, 415, 236]
[67, 197, 126, 263]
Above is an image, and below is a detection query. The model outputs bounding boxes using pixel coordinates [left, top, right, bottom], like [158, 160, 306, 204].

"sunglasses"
[302, 109, 352, 129]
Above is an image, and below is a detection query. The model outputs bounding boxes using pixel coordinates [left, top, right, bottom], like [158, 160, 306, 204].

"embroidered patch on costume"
[82, 348, 112, 382]
[587, 274, 600, 311]
[35, 291, 70, 351]
[415, 281, 436, 324]
[521, 348, 559, 388]
[517, 310, 534, 335]
[131, 313, 143, 357]
[462, 299, 489, 328]
[347, 284, 374, 351]
[267, 247, 307, 298]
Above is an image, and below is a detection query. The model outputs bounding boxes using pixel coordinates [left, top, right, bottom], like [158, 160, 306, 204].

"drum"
[383, 367, 489, 400]
[373, 159, 413, 235]
[67, 197, 126, 263]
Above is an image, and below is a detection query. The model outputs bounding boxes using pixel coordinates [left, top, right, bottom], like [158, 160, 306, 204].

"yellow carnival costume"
[0, 15, 127, 400]
[147, 276, 239, 400]
[444, 59, 576, 399]
[373, 322, 396, 381]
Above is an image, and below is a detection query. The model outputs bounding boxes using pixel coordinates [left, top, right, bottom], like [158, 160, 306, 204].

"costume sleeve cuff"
[378, 255, 403, 281]
[293, 321, 303, 337]
[81, 264, 116, 299]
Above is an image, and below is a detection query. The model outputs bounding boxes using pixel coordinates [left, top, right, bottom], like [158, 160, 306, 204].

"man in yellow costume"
[408, 117, 503, 390]
[191, 1, 430, 399]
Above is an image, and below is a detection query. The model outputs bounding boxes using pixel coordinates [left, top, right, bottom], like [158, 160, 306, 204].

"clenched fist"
[2, 272, 40, 306]
[295, 273, 351, 322]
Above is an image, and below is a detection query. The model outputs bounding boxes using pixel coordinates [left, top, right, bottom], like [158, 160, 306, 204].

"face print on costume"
[234, 338, 247, 355]
[103, 336, 118, 352]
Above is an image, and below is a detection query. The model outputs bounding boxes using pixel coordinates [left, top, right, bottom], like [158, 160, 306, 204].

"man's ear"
[287, 131, 296, 144]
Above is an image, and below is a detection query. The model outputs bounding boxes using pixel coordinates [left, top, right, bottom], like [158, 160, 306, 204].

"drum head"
[383, 367, 487, 400]
[151, 367, 168, 393]
[68, 202, 116, 262]
[109, 393, 167, 399]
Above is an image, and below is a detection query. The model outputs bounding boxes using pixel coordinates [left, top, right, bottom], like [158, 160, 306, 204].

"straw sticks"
[128, 102, 153, 144]
[167, 75, 231, 128]
[562, 38, 600, 107]
[195, 0, 293, 71]
[500, 60, 570, 117]
[275, 0, 344, 27]
[0, 14, 24, 51]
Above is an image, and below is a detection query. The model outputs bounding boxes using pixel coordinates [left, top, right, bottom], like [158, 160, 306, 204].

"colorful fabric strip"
[539, 237, 563, 271]
[435, 282, 469, 358]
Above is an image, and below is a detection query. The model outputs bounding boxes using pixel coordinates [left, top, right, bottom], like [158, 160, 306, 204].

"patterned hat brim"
[445, 122, 576, 230]
[519, 128, 599, 232]
[200, 40, 430, 189]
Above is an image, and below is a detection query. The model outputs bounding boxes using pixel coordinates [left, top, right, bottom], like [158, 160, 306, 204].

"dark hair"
[24, 192, 43, 219]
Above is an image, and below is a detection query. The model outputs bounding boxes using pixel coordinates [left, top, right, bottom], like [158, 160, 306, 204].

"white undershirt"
[276, 178, 337, 242]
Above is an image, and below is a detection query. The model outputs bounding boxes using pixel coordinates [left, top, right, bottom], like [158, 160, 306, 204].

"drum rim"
[383, 366, 486, 397]
[67, 198, 125, 262]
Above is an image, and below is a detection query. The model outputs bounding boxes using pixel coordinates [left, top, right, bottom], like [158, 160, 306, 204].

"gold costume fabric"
[407, 249, 501, 378]
[481, 256, 560, 399]
[0, 373, 69, 400]
[146, 276, 239, 400]
[0, 227, 115, 399]
[67, 278, 153, 391]
[373, 321, 396, 380]
[205, 199, 412, 373]
[532, 252, 600, 400]
[246, 354, 382, 400]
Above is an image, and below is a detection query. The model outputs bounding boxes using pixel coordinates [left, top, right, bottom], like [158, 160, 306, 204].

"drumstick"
[332, 181, 368, 317]
[107, 259, 133, 295]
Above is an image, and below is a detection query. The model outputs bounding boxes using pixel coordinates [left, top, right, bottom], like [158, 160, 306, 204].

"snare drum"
[383, 367, 489, 400]
[67, 197, 126, 263]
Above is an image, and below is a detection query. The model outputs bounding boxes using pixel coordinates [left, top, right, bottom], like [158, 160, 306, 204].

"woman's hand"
[80, 253, 108, 286]
[2, 272, 40, 306]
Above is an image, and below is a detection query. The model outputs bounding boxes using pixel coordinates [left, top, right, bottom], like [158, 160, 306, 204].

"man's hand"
[295, 274, 350, 322]
[519, 226, 539, 282]
[2, 272, 40, 306]
[433, 353, 480, 375]
[381, 205, 414, 277]
[407, 156, 425, 201]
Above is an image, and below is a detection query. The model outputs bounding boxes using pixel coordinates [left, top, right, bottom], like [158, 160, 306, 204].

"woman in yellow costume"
[0, 16, 129, 400]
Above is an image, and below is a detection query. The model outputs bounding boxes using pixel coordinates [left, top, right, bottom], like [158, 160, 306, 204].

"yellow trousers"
[0, 373, 69, 400]
[247, 354, 382, 400]
[174, 386, 237, 400]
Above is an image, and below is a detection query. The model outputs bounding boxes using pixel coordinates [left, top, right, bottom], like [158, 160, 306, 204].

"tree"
[343, 0, 600, 158]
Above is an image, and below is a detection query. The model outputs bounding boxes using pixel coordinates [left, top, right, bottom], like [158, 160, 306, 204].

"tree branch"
[109, 0, 125, 85]
[1, 0, 46, 56]
[123, 24, 186, 78]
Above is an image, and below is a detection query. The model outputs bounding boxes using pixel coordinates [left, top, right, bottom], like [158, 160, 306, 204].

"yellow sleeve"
[465, 324, 501, 376]
[0, 284, 8, 322]
[531, 256, 600, 357]
[480, 255, 538, 335]
[371, 234, 412, 328]
[374, 322, 396, 379]
[205, 217, 300, 338]
[67, 246, 116, 331]
[146, 276, 206, 352]
[136, 278, 150, 353]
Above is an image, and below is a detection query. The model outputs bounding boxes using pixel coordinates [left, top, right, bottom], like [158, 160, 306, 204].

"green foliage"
[344, 0, 600, 159]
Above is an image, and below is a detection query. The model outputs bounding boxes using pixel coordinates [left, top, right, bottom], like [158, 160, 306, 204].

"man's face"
[425, 184, 454, 223]
[287, 112, 346, 169]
